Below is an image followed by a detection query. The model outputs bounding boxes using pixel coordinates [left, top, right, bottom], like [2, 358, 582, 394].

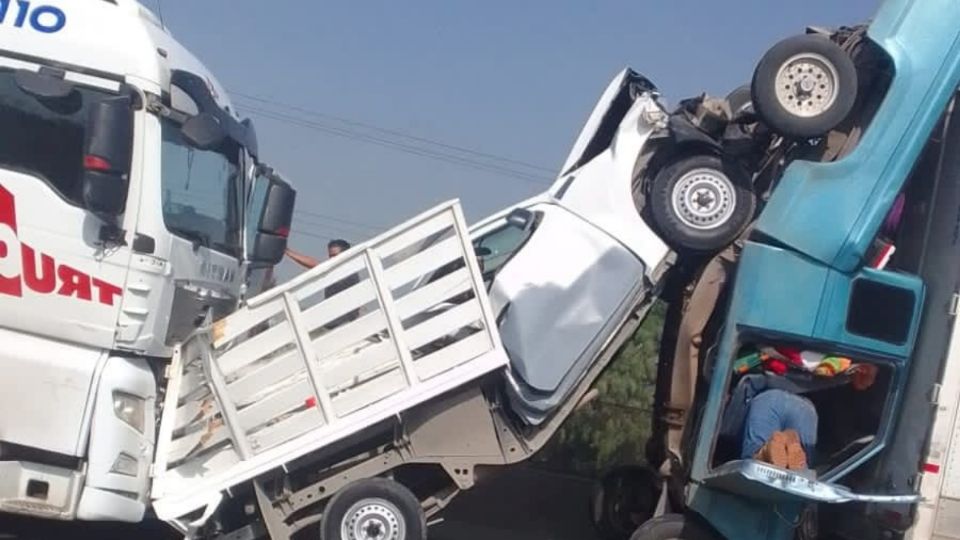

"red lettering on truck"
[0, 185, 123, 306]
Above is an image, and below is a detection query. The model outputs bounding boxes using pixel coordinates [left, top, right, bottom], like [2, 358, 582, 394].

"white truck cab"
[0, 0, 293, 524]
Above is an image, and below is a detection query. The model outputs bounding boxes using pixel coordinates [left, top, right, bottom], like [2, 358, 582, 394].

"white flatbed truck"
[147, 193, 669, 539]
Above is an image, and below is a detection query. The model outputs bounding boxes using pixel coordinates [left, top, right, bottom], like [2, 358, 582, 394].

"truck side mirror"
[181, 112, 227, 150]
[82, 96, 134, 217]
[249, 175, 296, 265]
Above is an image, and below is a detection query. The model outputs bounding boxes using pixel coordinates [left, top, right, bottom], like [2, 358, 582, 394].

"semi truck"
[0, 0, 296, 526]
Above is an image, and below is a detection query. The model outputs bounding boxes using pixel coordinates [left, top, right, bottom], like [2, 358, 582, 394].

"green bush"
[534, 303, 665, 475]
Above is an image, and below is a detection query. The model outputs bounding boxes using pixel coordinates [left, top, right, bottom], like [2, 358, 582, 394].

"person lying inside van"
[722, 348, 878, 470]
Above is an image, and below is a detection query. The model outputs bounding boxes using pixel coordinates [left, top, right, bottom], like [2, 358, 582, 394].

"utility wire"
[293, 217, 376, 238]
[288, 229, 337, 242]
[291, 211, 384, 241]
[294, 209, 384, 233]
[232, 91, 554, 174]
[240, 104, 550, 184]
[292, 217, 371, 241]
[235, 104, 553, 185]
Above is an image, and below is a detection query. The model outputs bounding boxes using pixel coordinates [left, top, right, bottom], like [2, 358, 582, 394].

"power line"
[292, 217, 370, 242]
[235, 104, 553, 185]
[288, 229, 336, 243]
[291, 212, 383, 240]
[240, 104, 550, 185]
[293, 209, 384, 233]
[293, 218, 374, 239]
[232, 91, 555, 175]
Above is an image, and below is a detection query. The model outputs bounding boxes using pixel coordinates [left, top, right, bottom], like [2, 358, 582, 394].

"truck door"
[0, 63, 132, 457]
[478, 202, 648, 424]
[0, 66, 130, 348]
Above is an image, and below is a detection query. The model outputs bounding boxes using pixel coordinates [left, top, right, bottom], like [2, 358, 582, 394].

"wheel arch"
[633, 139, 724, 204]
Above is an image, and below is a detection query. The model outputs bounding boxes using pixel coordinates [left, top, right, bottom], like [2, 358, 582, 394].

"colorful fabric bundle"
[733, 351, 789, 376]
[734, 346, 856, 378]
[733, 352, 765, 374]
[813, 356, 853, 377]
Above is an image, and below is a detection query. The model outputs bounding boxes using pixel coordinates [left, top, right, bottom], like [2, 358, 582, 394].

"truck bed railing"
[151, 201, 508, 521]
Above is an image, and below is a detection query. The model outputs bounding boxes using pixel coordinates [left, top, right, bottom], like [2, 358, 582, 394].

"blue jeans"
[741, 389, 818, 460]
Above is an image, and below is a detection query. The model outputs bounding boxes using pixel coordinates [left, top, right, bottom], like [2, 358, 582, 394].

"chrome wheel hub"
[341, 499, 405, 540]
[671, 168, 736, 230]
[774, 52, 839, 118]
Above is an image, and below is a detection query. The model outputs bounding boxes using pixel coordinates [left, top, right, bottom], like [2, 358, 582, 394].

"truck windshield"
[0, 69, 120, 206]
[161, 118, 242, 256]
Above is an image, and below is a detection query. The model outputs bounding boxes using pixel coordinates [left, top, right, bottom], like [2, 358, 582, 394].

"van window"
[0, 69, 121, 206]
[846, 279, 916, 345]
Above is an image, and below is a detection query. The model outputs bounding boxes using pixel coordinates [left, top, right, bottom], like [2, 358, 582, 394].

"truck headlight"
[110, 453, 140, 477]
[112, 391, 145, 434]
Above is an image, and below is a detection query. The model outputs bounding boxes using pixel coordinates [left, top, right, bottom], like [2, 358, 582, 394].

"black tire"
[631, 514, 720, 540]
[590, 466, 662, 540]
[752, 34, 858, 138]
[726, 84, 753, 118]
[648, 154, 756, 252]
[320, 478, 426, 540]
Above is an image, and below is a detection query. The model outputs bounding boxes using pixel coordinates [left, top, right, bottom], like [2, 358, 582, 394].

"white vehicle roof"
[0, 0, 234, 114]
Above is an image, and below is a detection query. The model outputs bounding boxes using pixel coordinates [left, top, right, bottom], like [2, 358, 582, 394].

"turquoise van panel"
[754, 0, 960, 272]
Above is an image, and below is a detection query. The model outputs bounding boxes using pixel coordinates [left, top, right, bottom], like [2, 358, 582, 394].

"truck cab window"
[475, 221, 534, 279]
[0, 69, 119, 206]
[161, 118, 242, 256]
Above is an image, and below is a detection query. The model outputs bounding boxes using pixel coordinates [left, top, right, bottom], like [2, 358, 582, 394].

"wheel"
[590, 466, 662, 540]
[725, 84, 753, 118]
[630, 514, 719, 540]
[751, 34, 857, 138]
[648, 154, 756, 252]
[320, 478, 426, 540]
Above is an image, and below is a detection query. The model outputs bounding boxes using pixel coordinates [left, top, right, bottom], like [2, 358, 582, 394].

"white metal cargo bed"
[149, 201, 508, 521]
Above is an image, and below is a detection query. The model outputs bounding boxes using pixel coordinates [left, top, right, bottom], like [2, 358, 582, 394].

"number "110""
[0, 0, 66, 34]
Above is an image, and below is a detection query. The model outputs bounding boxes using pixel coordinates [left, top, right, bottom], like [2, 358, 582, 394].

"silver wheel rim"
[670, 168, 737, 231]
[340, 498, 405, 540]
[774, 52, 839, 118]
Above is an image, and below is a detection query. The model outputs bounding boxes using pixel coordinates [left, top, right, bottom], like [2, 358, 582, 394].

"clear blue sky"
[156, 0, 877, 259]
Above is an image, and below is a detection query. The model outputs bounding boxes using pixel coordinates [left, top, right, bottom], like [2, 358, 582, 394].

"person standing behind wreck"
[285, 239, 361, 328]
